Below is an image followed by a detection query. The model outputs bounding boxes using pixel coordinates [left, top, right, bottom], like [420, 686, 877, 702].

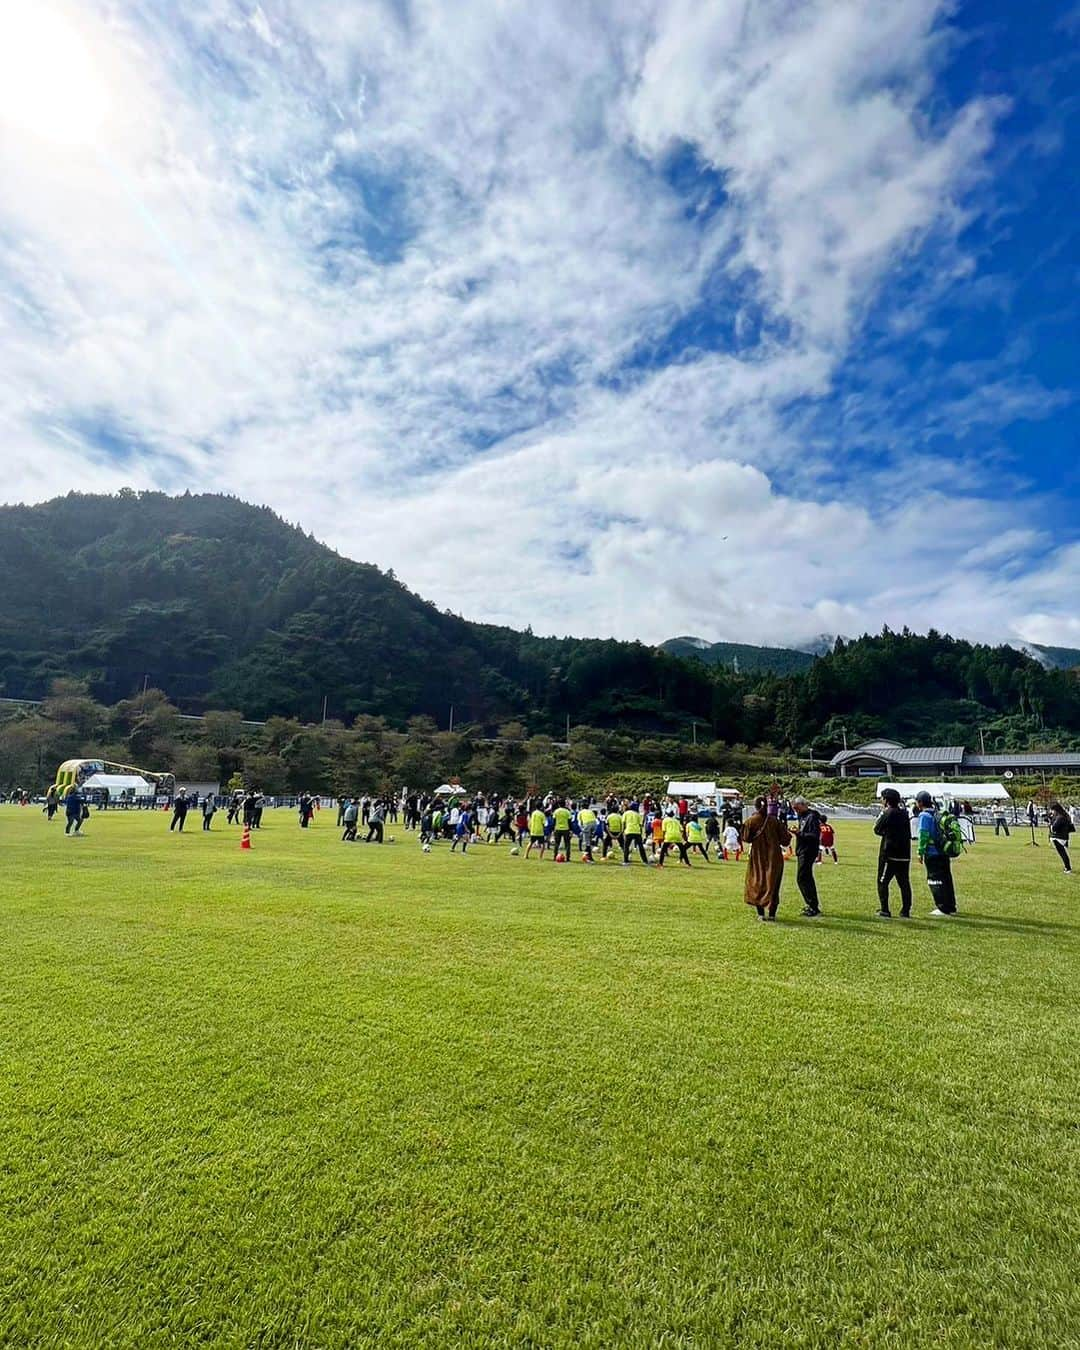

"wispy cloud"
[0, 0, 1076, 647]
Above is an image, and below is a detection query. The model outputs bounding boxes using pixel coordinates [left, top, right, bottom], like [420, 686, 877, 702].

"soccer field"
[2, 807, 1078, 1347]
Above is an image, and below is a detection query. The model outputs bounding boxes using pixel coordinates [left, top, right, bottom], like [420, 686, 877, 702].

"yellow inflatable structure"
[53, 758, 174, 796]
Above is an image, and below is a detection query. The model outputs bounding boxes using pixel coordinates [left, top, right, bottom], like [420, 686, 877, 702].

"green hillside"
[0, 492, 719, 734]
[1, 492, 1078, 759]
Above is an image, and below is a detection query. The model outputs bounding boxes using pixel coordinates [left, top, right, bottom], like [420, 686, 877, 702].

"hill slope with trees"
[1, 491, 1077, 764]
[0, 491, 723, 733]
[661, 636, 814, 676]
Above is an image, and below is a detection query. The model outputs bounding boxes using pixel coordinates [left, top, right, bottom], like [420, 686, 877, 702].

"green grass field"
[2, 807, 1078, 1348]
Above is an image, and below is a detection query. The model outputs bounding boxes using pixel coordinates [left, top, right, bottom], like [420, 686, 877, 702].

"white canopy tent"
[876, 781, 1010, 802]
[82, 772, 154, 796]
[667, 781, 743, 800]
[434, 783, 467, 796]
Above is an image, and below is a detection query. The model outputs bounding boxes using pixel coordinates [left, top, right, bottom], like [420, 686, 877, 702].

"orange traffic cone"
[241, 824, 252, 850]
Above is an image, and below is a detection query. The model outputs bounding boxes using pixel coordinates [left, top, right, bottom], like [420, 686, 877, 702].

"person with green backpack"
[915, 791, 963, 916]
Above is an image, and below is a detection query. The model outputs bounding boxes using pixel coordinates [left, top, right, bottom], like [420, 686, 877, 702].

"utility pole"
[692, 721, 697, 746]
[841, 726, 848, 751]
[142, 673, 149, 694]
[449, 705, 454, 734]
[979, 727, 986, 755]
[321, 694, 328, 725]
[566, 713, 571, 742]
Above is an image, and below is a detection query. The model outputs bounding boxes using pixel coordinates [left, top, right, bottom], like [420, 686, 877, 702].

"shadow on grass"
[953, 913, 1080, 937]
[770, 912, 1079, 938]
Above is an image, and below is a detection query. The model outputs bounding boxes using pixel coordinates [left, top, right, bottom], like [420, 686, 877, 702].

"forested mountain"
[661, 636, 813, 676]
[0, 491, 721, 733]
[1, 491, 1078, 755]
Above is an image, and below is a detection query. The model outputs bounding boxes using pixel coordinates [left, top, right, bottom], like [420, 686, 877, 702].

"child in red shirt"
[818, 816, 838, 863]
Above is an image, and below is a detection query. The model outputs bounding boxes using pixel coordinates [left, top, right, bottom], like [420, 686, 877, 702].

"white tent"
[434, 783, 467, 796]
[82, 772, 154, 796]
[876, 781, 1010, 801]
[667, 780, 715, 797]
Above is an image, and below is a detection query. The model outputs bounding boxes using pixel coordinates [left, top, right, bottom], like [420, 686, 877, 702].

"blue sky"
[0, 0, 1076, 648]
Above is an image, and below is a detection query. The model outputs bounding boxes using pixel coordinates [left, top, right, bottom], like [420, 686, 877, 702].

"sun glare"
[0, 3, 110, 147]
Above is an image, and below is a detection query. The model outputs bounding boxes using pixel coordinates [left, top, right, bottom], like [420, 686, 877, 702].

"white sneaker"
[929, 908, 946, 917]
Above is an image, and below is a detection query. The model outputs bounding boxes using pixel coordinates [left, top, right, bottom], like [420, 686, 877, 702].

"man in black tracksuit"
[873, 787, 912, 917]
[792, 797, 822, 916]
[170, 788, 189, 832]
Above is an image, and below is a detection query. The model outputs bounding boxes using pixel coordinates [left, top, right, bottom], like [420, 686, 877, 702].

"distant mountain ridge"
[1013, 642, 1080, 672]
[661, 636, 814, 675]
[666, 635, 1080, 676]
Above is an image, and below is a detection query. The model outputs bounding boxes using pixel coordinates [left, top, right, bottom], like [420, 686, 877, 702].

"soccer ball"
[509, 846, 520, 856]
[387, 835, 395, 843]
[555, 852, 567, 863]
[580, 855, 593, 863]
[422, 843, 432, 853]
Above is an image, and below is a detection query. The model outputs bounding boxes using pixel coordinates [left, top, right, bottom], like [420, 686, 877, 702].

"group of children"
[410, 794, 840, 867]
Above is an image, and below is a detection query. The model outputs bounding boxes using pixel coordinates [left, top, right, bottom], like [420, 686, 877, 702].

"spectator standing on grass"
[916, 791, 958, 916]
[64, 785, 85, 836]
[791, 798, 823, 917]
[202, 795, 216, 831]
[170, 788, 189, 833]
[742, 796, 790, 921]
[993, 805, 1010, 837]
[1048, 803, 1075, 875]
[873, 788, 912, 918]
[44, 784, 59, 821]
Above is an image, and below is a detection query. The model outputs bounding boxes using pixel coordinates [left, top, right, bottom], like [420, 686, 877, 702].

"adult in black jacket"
[792, 798, 822, 916]
[1048, 803, 1074, 874]
[874, 788, 912, 917]
[170, 789, 189, 833]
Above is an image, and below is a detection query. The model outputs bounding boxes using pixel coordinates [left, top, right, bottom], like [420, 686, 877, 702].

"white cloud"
[0, 0, 1074, 650]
